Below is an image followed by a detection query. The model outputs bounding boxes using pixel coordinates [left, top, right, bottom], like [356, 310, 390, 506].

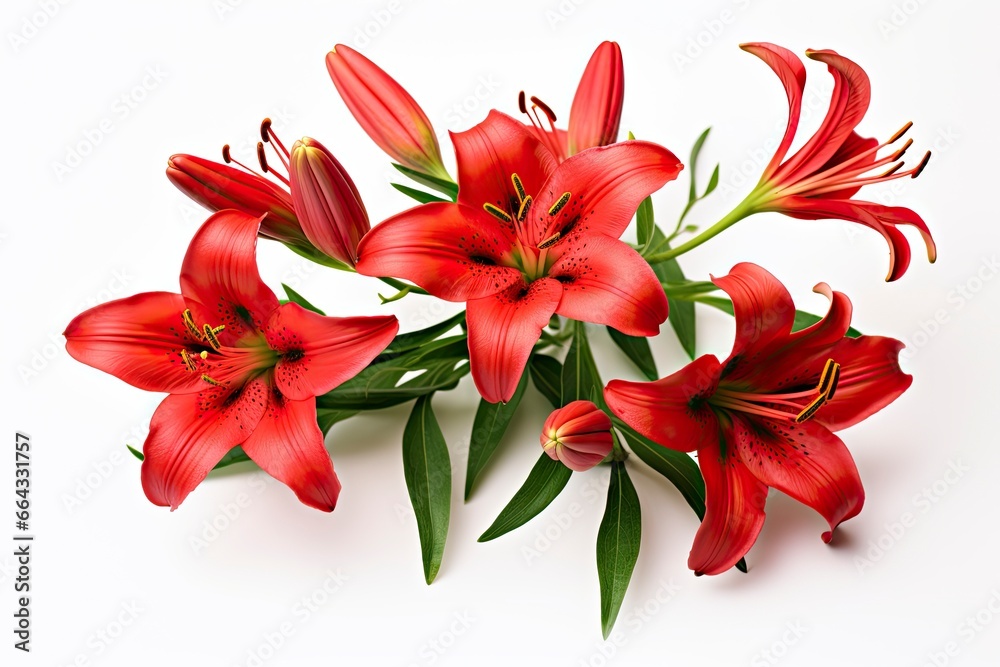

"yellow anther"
[547, 192, 572, 216]
[203, 324, 222, 351]
[200, 374, 224, 387]
[517, 195, 533, 223]
[796, 358, 840, 422]
[180, 349, 197, 372]
[511, 173, 526, 202]
[537, 232, 561, 249]
[795, 395, 827, 423]
[181, 309, 202, 340]
[483, 203, 513, 223]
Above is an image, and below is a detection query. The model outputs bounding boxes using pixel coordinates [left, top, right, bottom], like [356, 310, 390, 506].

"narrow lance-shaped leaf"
[597, 461, 642, 639]
[391, 182, 450, 204]
[479, 454, 572, 542]
[529, 353, 563, 409]
[562, 320, 605, 408]
[402, 394, 452, 584]
[465, 370, 529, 501]
[650, 226, 696, 359]
[606, 326, 658, 381]
[281, 284, 326, 315]
[392, 163, 459, 199]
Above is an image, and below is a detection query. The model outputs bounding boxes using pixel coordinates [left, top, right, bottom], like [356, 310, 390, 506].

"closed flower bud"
[540, 400, 613, 472]
[326, 45, 449, 180]
[567, 41, 624, 155]
[289, 137, 370, 268]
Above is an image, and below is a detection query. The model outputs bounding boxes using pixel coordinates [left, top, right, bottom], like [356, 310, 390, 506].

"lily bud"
[567, 41, 624, 155]
[326, 45, 449, 180]
[540, 400, 613, 472]
[166, 154, 305, 246]
[289, 137, 370, 267]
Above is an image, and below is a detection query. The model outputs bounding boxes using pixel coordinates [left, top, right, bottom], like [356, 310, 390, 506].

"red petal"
[711, 263, 796, 379]
[241, 392, 341, 512]
[265, 302, 398, 401]
[809, 132, 879, 200]
[180, 210, 279, 340]
[689, 434, 768, 576]
[776, 196, 913, 281]
[326, 45, 446, 178]
[532, 140, 682, 244]
[556, 445, 610, 472]
[776, 49, 871, 183]
[740, 43, 806, 181]
[550, 235, 668, 336]
[140, 377, 270, 509]
[568, 41, 624, 155]
[466, 278, 562, 403]
[732, 413, 864, 543]
[452, 109, 558, 236]
[604, 354, 722, 453]
[64, 292, 204, 394]
[816, 335, 912, 431]
[356, 203, 520, 301]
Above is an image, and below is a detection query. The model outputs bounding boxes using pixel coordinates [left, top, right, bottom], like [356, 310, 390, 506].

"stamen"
[825, 364, 841, 400]
[878, 162, 904, 178]
[815, 359, 840, 396]
[201, 374, 224, 387]
[530, 96, 557, 123]
[180, 349, 197, 372]
[483, 203, 513, 223]
[221, 144, 264, 177]
[912, 151, 931, 178]
[517, 195, 533, 223]
[548, 192, 572, 216]
[795, 395, 827, 423]
[256, 141, 290, 186]
[889, 121, 913, 144]
[203, 324, 223, 351]
[795, 359, 840, 422]
[889, 138, 913, 162]
[182, 310, 202, 340]
[511, 173, 526, 202]
[538, 232, 561, 249]
[518, 91, 527, 115]
[260, 118, 273, 142]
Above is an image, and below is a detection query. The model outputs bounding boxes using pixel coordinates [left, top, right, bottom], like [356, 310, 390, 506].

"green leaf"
[561, 321, 604, 407]
[392, 163, 458, 199]
[478, 453, 572, 542]
[465, 371, 529, 501]
[636, 195, 655, 251]
[126, 445, 143, 461]
[211, 446, 254, 471]
[704, 163, 720, 197]
[317, 409, 359, 434]
[692, 295, 862, 338]
[402, 395, 452, 584]
[597, 462, 642, 639]
[281, 284, 325, 315]
[650, 227, 696, 359]
[529, 354, 563, 408]
[383, 311, 466, 356]
[606, 327, 658, 381]
[617, 423, 747, 573]
[687, 127, 711, 203]
[391, 182, 449, 204]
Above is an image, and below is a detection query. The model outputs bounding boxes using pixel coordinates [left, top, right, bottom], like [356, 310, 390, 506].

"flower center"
[481, 172, 572, 282]
[177, 308, 277, 387]
[710, 358, 841, 424]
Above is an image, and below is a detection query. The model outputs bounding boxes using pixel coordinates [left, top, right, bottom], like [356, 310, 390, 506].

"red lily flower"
[64, 210, 398, 511]
[168, 121, 369, 268]
[326, 45, 449, 180]
[740, 43, 935, 281]
[356, 110, 680, 403]
[519, 41, 625, 161]
[541, 400, 613, 472]
[605, 263, 911, 575]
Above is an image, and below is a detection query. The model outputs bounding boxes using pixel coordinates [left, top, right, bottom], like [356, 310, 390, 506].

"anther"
[795, 395, 827, 423]
[889, 121, 913, 144]
[180, 349, 197, 372]
[256, 142, 269, 173]
[201, 374, 224, 387]
[816, 359, 840, 397]
[889, 138, 913, 162]
[518, 91, 527, 115]
[182, 310, 202, 340]
[221, 144, 233, 163]
[511, 173, 526, 202]
[517, 195, 533, 223]
[203, 324, 223, 351]
[548, 192, 572, 216]
[538, 232, 561, 249]
[911, 151, 931, 179]
[483, 203, 513, 223]
[530, 96, 557, 123]
[260, 118, 272, 142]
[878, 162, 904, 178]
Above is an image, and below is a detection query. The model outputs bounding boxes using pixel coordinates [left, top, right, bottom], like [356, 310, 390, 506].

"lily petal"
[740, 42, 806, 182]
[452, 109, 558, 232]
[466, 277, 562, 403]
[550, 235, 668, 336]
[732, 413, 864, 543]
[809, 132, 880, 200]
[356, 203, 521, 301]
[266, 302, 398, 401]
[532, 140, 682, 244]
[241, 391, 341, 512]
[689, 433, 768, 576]
[604, 354, 722, 453]
[140, 377, 270, 509]
[64, 292, 206, 394]
[567, 41, 624, 155]
[180, 210, 279, 340]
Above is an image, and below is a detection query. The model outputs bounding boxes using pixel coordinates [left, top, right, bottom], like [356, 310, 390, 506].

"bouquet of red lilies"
[64, 40, 934, 636]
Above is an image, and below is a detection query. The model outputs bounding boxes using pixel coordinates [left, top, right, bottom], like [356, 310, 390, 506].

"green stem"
[378, 277, 429, 296]
[644, 193, 760, 264]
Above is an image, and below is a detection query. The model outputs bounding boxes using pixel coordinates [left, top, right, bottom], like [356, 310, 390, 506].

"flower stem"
[378, 276, 428, 296]
[644, 193, 760, 264]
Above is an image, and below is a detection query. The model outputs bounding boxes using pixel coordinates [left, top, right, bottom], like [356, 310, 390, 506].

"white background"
[3, 0, 998, 665]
